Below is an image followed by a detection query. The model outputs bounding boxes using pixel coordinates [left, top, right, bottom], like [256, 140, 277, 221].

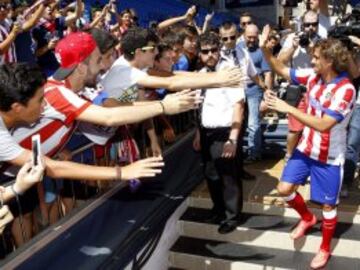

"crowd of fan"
[0, 0, 359, 268]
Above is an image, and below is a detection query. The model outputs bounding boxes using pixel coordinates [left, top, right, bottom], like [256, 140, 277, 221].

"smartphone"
[31, 134, 41, 166]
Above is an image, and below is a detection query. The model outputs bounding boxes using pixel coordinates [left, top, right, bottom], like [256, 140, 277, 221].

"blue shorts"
[281, 150, 343, 206]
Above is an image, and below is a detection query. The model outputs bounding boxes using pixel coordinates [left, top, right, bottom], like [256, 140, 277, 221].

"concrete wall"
[124, 200, 188, 270]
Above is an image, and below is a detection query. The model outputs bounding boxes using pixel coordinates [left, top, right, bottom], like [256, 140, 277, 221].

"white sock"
[284, 192, 297, 202]
[323, 209, 337, 219]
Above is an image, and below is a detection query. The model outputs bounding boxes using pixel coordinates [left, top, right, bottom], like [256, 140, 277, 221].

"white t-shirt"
[100, 56, 147, 102]
[318, 13, 332, 39]
[0, 116, 24, 167]
[200, 66, 245, 128]
[78, 86, 114, 145]
[221, 46, 258, 86]
[281, 33, 312, 69]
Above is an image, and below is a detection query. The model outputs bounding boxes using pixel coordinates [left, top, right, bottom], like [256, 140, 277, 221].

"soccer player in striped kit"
[260, 25, 356, 269]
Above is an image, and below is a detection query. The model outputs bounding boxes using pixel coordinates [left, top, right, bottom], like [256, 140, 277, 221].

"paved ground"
[191, 158, 360, 213]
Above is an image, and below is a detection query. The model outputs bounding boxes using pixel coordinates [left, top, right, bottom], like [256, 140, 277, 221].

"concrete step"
[179, 207, 360, 258]
[188, 197, 360, 224]
[169, 236, 360, 270]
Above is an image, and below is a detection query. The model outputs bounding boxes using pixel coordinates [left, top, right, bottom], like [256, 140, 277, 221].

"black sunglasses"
[221, 35, 236, 42]
[303, 22, 318, 28]
[0, 3, 10, 9]
[200, 48, 218, 55]
[241, 21, 252, 26]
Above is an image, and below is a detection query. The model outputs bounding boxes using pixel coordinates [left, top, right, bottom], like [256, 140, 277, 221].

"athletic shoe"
[290, 214, 317, 240]
[310, 249, 331, 269]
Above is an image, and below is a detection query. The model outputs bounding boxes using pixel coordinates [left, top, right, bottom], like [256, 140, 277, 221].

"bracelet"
[115, 166, 122, 180]
[159, 101, 165, 114]
[227, 139, 237, 145]
[11, 184, 24, 197]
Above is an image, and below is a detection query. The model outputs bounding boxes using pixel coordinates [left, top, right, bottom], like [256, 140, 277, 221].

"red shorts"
[288, 96, 307, 132]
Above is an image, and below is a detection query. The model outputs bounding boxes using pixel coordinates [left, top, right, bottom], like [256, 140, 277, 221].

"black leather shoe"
[242, 169, 256, 180]
[218, 220, 238, 234]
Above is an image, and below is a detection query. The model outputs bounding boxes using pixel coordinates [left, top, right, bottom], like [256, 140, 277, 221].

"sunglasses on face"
[0, 3, 10, 10]
[241, 21, 252, 26]
[200, 48, 218, 55]
[303, 22, 318, 28]
[221, 35, 236, 42]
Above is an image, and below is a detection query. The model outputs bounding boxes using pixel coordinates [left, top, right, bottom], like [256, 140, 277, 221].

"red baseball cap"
[53, 32, 97, 81]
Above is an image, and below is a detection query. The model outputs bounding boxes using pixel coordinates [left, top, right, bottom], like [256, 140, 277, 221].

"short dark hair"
[89, 28, 118, 54]
[240, 12, 252, 19]
[121, 27, 159, 60]
[155, 43, 172, 61]
[181, 25, 198, 39]
[219, 21, 237, 31]
[0, 64, 46, 112]
[162, 30, 185, 47]
[119, 8, 132, 18]
[199, 32, 220, 48]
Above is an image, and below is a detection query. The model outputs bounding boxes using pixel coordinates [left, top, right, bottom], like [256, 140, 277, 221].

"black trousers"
[200, 127, 243, 221]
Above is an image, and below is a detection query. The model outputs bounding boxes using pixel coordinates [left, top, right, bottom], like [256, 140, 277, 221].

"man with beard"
[193, 32, 245, 234]
[240, 24, 272, 163]
[7, 32, 200, 245]
[11, 32, 201, 159]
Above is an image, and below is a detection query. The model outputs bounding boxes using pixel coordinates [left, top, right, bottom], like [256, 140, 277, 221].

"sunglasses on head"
[303, 22, 318, 28]
[200, 48, 218, 55]
[141, 45, 156, 52]
[221, 35, 236, 42]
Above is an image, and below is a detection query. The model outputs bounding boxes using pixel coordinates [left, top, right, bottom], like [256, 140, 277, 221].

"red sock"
[286, 193, 313, 221]
[320, 216, 337, 252]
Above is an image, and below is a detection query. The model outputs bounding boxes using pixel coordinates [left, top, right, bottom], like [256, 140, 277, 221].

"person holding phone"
[0, 160, 45, 235]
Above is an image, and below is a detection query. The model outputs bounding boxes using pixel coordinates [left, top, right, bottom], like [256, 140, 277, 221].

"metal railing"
[0, 111, 197, 261]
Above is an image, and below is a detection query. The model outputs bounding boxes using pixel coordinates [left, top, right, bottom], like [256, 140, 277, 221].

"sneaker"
[310, 249, 331, 269]
[290, 214, 317, 240]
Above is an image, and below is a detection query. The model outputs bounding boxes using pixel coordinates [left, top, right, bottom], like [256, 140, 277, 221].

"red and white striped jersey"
[0, 19, 17, 64]
[11, 79, 91, 157]
[290, 69, 356, 165]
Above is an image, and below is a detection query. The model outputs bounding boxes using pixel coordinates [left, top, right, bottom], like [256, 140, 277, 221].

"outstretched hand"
[205, 11, 215, 22]
[217, 66, 246, 88]
[259, 24, 271, 49]
[162, 89, 203, 115]
[121, 156, 165, 180]
[264, 90, 292, 113]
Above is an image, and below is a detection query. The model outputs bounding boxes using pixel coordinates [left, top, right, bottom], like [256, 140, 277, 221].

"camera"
[297, 32, 320, 48]
[328, 5, 360, 49]
[299, 32, 310, 47]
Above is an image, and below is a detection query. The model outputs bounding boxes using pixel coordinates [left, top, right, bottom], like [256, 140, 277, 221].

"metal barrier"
[0, 111, 197, 260]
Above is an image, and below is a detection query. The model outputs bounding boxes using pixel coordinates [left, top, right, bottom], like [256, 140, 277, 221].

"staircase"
[168, 159, 360, 270]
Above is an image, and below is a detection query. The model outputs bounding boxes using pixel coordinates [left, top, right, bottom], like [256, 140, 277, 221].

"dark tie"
[232, 50, 240, 66]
